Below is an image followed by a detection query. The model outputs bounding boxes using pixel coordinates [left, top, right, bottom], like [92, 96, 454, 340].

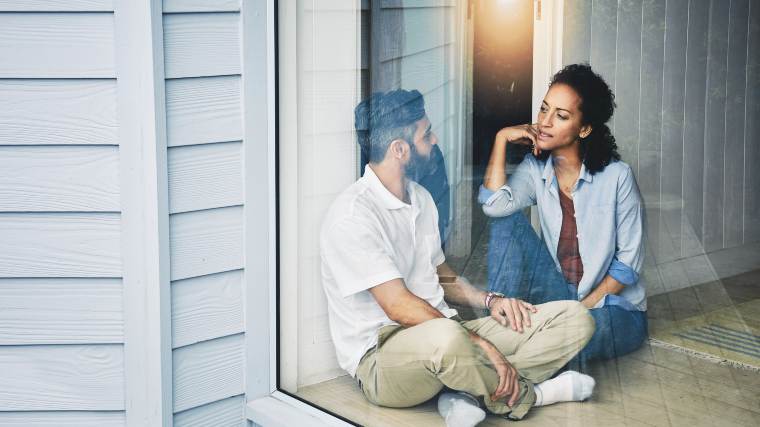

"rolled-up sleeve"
[480, 157, 537, 217]
[607, 258, 639, 286]
[613, 166, 645, 282]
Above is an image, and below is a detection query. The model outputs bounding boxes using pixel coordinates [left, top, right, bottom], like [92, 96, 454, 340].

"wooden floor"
[296, 339, 760, 426]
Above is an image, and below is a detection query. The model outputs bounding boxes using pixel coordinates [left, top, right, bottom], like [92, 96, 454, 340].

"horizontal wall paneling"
[171, 270, 244, 348]
[0, 344, 124, 411]
[165, 76, 242, 147]
[0, 79, 118, 146]
[163, 12, 241, 79]
[380, 0, 455, 7]
[393, 43, 455, 95]
[163, 0, 240, 13]
[0, 411, 124, 427]
[0, 278, 122, 345]
[168, 141, 242, 213]
[172, 334, 244, 413]
[0, 213, 120, 277]
[173, 394, 244, 427]
[0, 13, 115, 78]
[0, 146, 119, 212]
[170, 206, 243, 281]
[378, 6, 454, 62]
[0, 1, 113, 11]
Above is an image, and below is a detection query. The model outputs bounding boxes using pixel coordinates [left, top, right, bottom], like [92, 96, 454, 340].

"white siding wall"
[0, 0, 250, 425]
[0, 1, 125, 425]
[163, 0, 246, 425]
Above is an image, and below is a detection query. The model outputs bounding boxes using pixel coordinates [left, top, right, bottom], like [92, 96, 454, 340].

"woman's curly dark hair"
[537, 63, 620, 174]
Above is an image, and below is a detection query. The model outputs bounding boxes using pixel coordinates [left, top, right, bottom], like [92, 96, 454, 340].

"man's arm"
[369, 278, 445, 327]
[437, 262, 537, 332]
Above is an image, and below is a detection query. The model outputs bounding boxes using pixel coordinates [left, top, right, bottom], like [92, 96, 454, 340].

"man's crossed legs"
[355, 300, 595, 420]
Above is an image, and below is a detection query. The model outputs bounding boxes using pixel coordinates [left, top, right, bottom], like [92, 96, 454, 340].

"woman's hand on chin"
[496, 124, 542, 156]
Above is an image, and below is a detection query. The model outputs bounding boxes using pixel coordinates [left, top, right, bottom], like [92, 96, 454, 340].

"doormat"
[649, 299, 760, 371]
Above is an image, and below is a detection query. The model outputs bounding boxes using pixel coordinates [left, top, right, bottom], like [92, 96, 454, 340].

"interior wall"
[563, 0, 760, 295]
[291, 0, 363, 388]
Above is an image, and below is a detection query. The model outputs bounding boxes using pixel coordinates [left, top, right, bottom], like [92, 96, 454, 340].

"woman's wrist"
[494, 130, 511, 145]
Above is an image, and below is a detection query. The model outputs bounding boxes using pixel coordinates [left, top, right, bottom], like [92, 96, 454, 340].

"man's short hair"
[354, 89, 426, 163]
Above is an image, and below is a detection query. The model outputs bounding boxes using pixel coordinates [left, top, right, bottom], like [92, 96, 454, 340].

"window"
[271, 1, 760, 425]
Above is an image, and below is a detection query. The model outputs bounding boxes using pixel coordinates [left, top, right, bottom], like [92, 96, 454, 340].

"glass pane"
[278, 0, 760, 425]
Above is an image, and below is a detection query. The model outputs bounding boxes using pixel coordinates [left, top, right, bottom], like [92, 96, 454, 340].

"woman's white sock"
[437, 392, 486, 427]
[533, 371, 595, 407]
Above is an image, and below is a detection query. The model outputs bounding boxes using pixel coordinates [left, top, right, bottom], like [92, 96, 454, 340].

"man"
[321, 90, 596, 423]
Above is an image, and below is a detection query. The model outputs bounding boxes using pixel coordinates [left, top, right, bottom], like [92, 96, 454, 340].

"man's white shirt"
[320, 165, 457, 376]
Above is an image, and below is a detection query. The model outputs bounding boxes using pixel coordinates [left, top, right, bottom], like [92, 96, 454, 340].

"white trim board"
[247, 392, 354, 427]
[241, 0, 278, 399]
[114, 0, 173, 425]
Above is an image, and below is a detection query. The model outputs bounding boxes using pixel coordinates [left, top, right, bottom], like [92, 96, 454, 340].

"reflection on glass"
[280, 1, 760, 425]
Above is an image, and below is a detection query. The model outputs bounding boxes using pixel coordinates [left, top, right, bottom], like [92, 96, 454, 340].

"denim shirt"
[479, 155, 646, 311]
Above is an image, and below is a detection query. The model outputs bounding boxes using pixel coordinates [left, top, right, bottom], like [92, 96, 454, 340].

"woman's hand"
[495, 124, 541, 156]
[484, 124, 540, 190]
[490, 297, 538, 333]
[470, 333, 522, 407]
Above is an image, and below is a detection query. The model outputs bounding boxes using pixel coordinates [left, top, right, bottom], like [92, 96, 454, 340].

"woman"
[479, 64, 646, 367]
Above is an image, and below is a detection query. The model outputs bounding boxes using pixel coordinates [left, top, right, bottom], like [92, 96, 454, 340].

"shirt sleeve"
[607, 258, 639, 286]
[613, 165, 645, 283]
[321, 216, 403, 298]
[480, 156, 538, 217]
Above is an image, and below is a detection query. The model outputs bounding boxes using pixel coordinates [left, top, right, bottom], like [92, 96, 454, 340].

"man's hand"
[470, 333, 522, 407]
[489, 297, 537, 333]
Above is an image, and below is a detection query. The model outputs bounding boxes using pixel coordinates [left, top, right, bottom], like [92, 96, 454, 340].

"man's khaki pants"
[355, 300, 595, 420]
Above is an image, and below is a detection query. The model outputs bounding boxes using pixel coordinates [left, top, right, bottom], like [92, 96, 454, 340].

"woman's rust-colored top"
[557, 190, 584, 285]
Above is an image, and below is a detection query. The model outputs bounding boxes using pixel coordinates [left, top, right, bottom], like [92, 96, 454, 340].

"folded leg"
[487, 213, 571, 304]
[355, 317, 536, 419]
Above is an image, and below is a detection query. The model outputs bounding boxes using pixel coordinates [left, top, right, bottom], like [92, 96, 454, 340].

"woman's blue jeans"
[487, 213, 648, 370]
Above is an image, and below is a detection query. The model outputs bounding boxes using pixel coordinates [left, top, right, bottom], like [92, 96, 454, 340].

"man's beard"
[405, 143, 438, 181]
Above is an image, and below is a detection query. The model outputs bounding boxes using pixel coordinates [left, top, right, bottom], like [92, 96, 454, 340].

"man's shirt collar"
[363, 165, 411, 210]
